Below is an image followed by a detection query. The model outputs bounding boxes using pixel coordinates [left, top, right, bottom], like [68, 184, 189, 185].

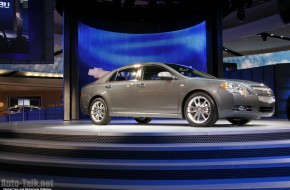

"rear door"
[105, 67, 138, 114]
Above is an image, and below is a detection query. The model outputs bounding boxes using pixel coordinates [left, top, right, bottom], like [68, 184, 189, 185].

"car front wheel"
[134, 117, 152, 124]
[89, 98, 111, 125]
[227, 118, 251, 125]
[184, 92, 218, 127]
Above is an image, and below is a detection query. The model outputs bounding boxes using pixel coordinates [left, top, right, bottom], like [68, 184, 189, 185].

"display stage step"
[0, 119, 289, 189]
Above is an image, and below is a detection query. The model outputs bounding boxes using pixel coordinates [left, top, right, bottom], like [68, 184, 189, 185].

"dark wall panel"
[263, 65, 275, 92]
[275, 64, 290, 118]
[240, 69, 252, 81]
[252, 67, 263, 84]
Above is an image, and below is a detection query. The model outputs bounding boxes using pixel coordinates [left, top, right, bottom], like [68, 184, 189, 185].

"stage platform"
[0, 119, 290, 190]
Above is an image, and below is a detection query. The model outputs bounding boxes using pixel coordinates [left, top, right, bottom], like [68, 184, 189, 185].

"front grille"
[252, 86, 272, 96]
[260, 107, 274, 113]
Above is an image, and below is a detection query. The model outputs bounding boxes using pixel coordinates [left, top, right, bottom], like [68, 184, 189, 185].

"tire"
[89, 98, 111, 125]
[134, 117, 152, 124]
[227, 118, 251, 125]
[184, 92, 218, 127]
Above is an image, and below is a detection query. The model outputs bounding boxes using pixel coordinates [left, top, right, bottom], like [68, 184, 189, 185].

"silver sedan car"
[80, 62, 275, 127]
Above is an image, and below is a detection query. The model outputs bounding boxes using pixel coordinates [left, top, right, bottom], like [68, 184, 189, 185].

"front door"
[135, 65, 179, 115]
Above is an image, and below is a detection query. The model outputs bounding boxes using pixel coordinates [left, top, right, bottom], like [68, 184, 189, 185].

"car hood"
[189, 77, 268, 88]
[219, 78, 264, 86]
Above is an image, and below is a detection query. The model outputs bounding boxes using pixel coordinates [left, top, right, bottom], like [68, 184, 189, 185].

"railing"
[0, 98, 64, 122]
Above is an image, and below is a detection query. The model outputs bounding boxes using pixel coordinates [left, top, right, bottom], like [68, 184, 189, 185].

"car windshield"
[165, 64, 216, 79]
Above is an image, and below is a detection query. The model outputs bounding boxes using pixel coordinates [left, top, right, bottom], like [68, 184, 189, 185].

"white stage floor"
[0, 119, 289, 135]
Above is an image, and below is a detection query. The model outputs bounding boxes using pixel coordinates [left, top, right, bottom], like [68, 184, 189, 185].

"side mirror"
[157, 72, 175, 80]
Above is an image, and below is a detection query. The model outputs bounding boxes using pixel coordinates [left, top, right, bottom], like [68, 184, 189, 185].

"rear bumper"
[80, 97, 89, 115]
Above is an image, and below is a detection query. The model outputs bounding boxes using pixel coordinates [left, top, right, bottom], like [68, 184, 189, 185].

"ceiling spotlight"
[237, 8, 245, 22]
[260, 33, 268, 41]
[257, 32, 290, 42]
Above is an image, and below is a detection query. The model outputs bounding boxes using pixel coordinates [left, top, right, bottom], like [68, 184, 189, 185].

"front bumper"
[217, 92, 275, 119]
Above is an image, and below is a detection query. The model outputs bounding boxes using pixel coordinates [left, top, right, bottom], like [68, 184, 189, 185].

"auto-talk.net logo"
[0, 1, 10, 8]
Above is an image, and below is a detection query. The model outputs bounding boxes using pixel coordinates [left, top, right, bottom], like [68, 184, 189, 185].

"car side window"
[115, 68, 138, 81]
[109, 71, 117, 82]
[178, 68, 200, 78]
[142, 66, 170, 80]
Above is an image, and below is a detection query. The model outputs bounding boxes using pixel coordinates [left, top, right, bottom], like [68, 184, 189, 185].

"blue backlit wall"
[78, 21, 206, 86]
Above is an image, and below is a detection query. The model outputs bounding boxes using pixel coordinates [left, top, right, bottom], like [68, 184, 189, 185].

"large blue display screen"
[0, 0, 29, 54]
[0, 0, 13, 29]
[78, 21, 207, 86]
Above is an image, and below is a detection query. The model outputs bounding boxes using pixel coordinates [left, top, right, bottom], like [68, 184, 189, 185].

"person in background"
[15, 12, 23, 39]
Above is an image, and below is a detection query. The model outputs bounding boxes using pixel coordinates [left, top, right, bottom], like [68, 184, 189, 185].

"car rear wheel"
[89, 98, 111, 125]
[227, 118, 251, 125]
[184, 92, 218, 127]
[134, 117, 152, 124]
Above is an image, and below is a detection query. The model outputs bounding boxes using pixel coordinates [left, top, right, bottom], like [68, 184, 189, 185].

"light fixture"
[24, 72, 63, 78]
[237, 8, 245, 22]
[260, 33, 267, 41]
[257, 32, 290, 42]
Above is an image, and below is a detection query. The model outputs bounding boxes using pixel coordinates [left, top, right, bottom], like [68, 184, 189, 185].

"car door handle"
[105, 85, 111, 89]
[137, 83, 146, 87]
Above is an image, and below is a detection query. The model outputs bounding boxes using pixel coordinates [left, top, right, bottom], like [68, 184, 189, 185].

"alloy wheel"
[186, 96, 211, 124]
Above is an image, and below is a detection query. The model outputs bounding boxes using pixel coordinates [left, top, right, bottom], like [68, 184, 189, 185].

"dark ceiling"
[223, 0, 290, 56]
[54, 0, 290, 57]
[55, 0, 230, 33]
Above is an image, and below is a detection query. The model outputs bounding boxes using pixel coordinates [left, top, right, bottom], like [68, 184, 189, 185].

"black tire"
[89, 98, 111, 125]
[134, 117, 152, 124]
[184, 92, 218, 127]
[227, 118, 251, 125]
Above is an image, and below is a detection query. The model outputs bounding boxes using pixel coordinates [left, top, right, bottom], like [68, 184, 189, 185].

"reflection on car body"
[80, 62, 275, 127]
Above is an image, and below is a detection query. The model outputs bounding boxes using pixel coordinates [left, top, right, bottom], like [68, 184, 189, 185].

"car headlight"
[220, 82, 249, 96]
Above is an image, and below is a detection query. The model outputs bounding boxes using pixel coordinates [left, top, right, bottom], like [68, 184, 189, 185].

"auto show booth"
[0, 0, 290, 189]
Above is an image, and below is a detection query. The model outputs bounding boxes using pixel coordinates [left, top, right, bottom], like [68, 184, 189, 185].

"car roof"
[93, 62, 189, 84]
[114, 62, 167, 70]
